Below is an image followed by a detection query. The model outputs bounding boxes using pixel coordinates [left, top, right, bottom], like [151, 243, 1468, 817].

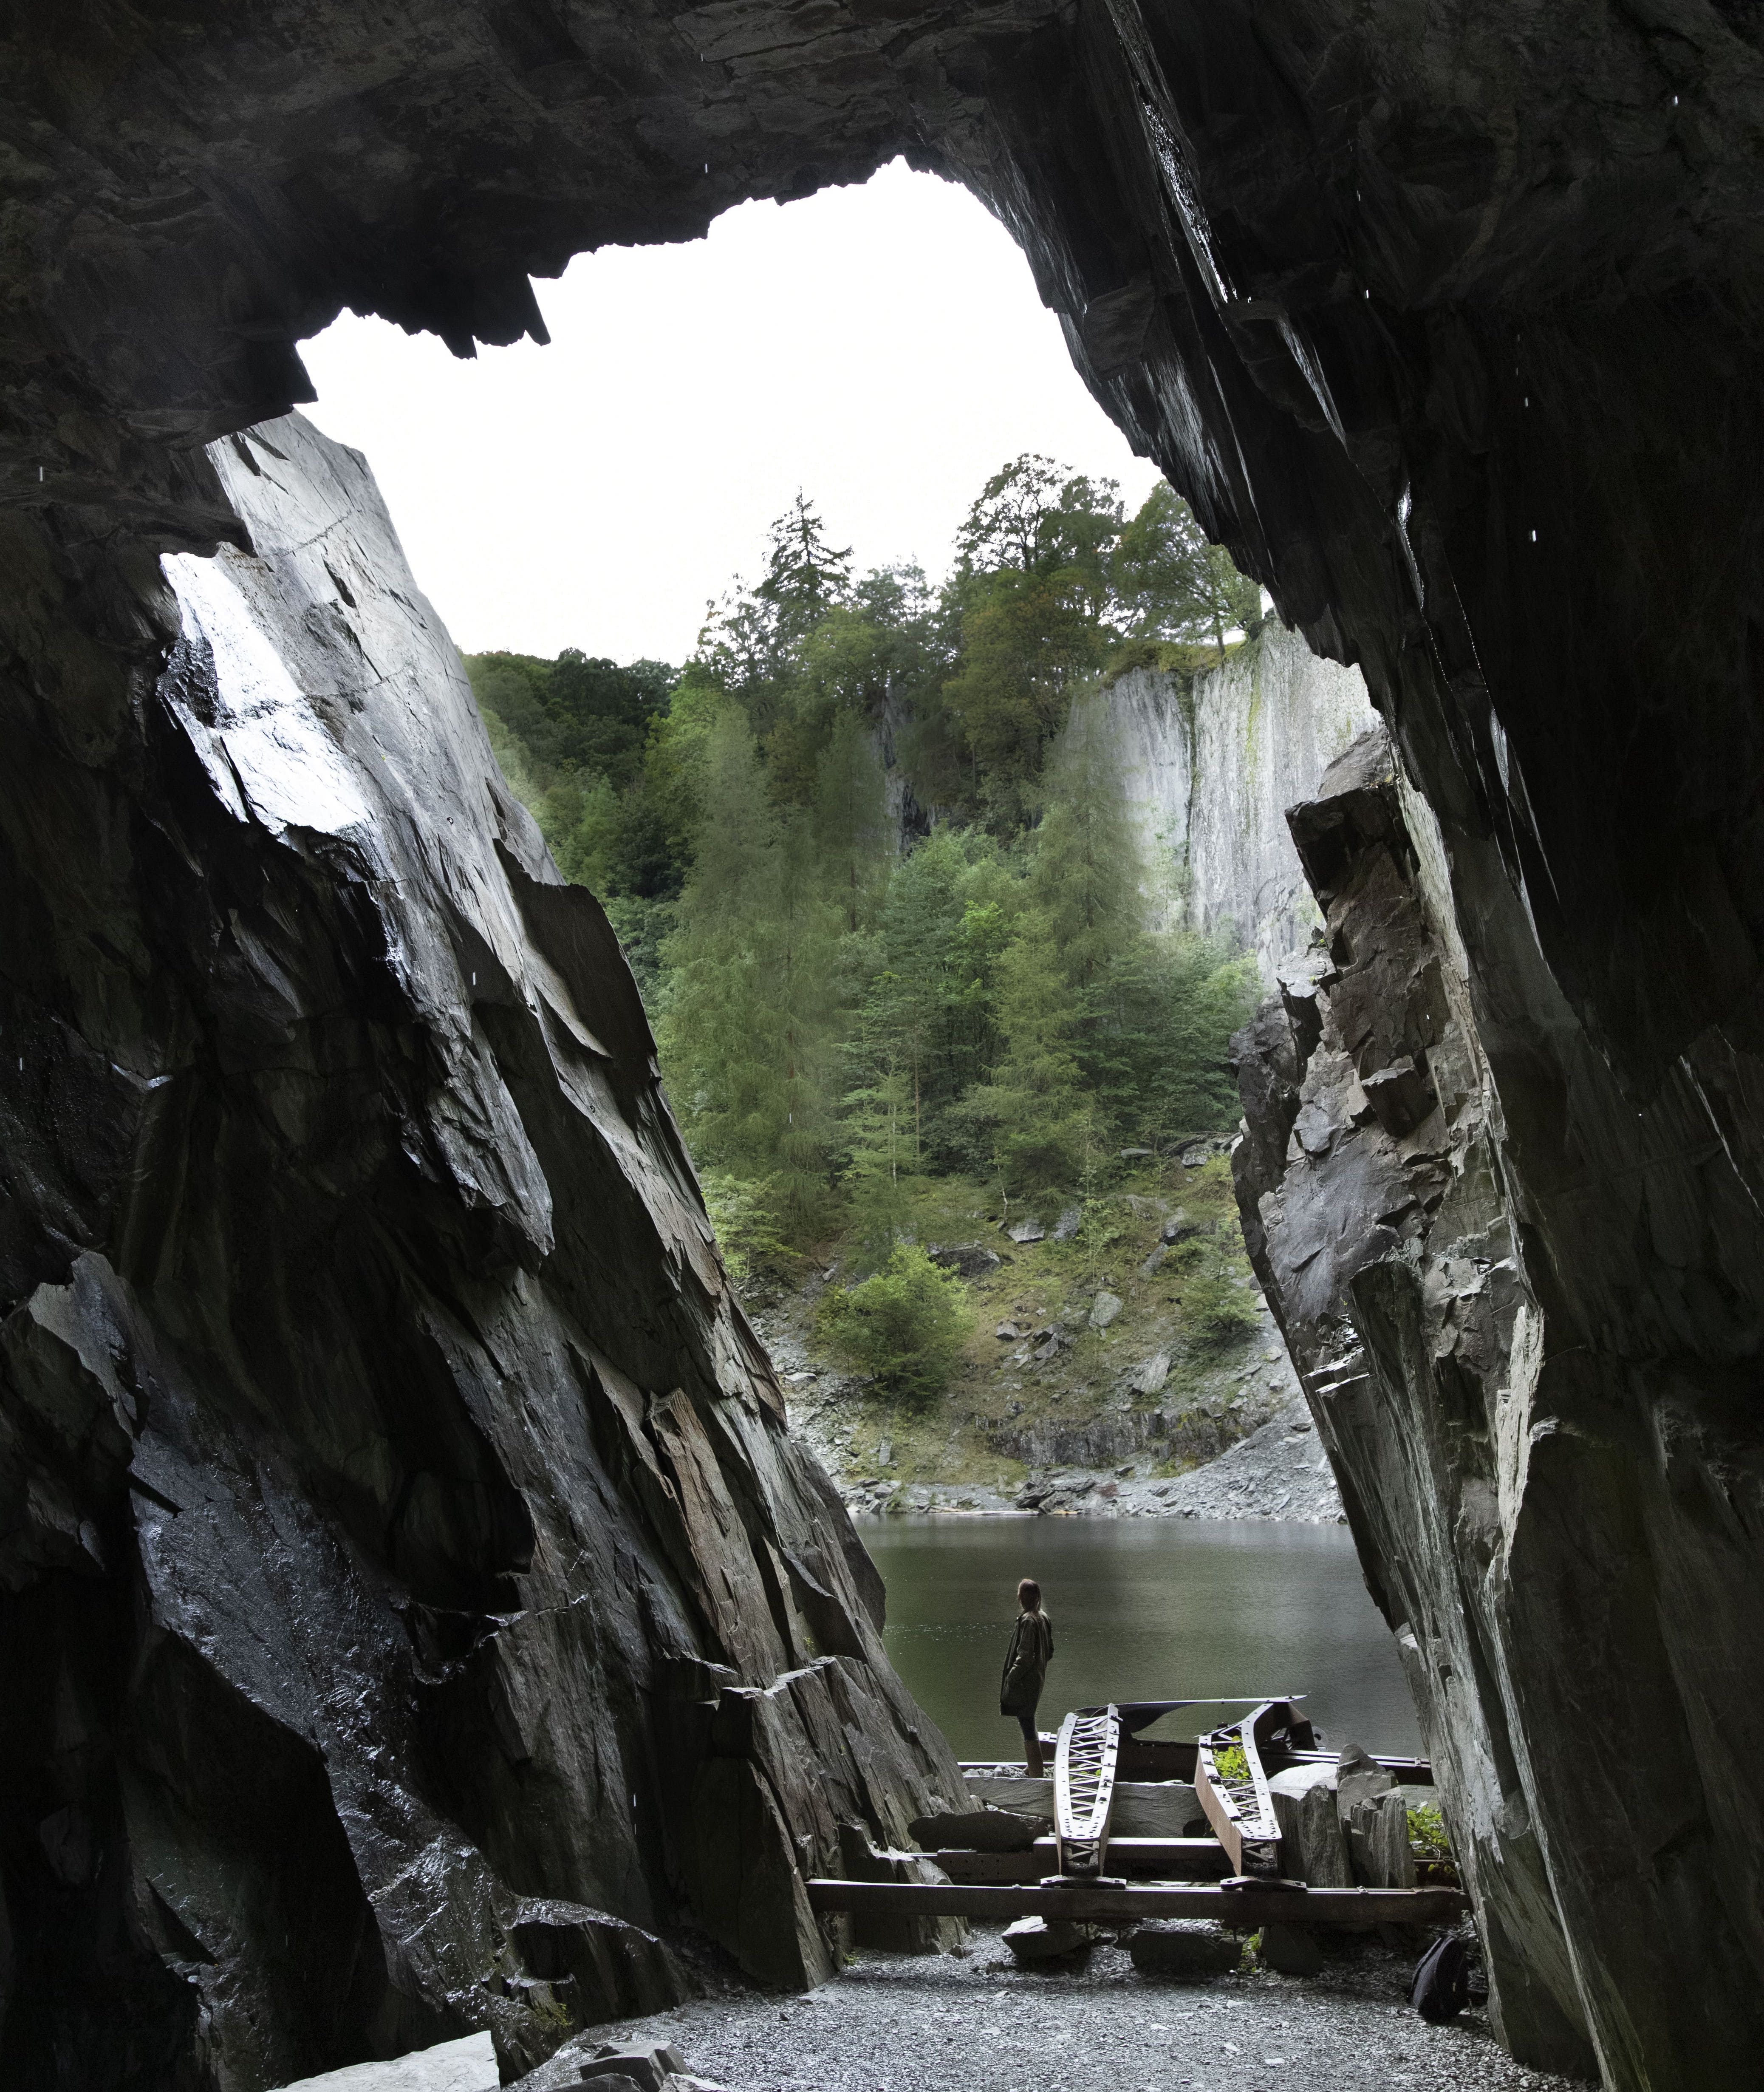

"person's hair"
[1017, 1578, 1042, 1611]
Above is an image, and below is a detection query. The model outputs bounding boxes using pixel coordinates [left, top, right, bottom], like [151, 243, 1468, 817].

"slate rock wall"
[1233, 733, 1764, 2087]
[1105, 623, 1378, 979]
[8, 4, 1764, 2089]
[0, 413, 964, 2091]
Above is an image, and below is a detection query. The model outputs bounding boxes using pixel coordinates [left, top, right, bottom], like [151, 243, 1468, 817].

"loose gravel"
[512, 1929, 1584, 2092]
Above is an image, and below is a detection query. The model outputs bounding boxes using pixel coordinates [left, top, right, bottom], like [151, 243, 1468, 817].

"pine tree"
[1029, 696, 1140, 998]
[756, 493, 853, 640]
[973, 907, 1094, 1190]
[657, 709, 839, 1233]
[812, 709, 890, 935]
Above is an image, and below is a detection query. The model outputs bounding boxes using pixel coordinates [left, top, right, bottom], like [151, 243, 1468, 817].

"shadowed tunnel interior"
[4, 4, 1764, 2087]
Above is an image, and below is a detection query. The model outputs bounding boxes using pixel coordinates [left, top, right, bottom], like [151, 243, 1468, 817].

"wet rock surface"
[1233, 730, 1764, 2084]
[274, 2031, 501, 2092]
[0, 417, 963, 2088]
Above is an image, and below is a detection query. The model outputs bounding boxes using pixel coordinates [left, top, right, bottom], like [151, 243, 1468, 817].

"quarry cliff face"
[7, 3, 1764, 2088]
[0, 412, 964, 2087]
[1104, 625, 1377, 979]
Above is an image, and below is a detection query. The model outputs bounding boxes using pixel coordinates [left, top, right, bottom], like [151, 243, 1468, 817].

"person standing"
[999, 1577, 1054, 1776]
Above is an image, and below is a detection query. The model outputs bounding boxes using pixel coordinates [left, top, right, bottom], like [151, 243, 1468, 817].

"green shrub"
[1182, 1271, 1261, 1346]
[816, 1245, 975, 1405]
[1408, 1803, 1452, 1860]
[700, 1170, 792, 1286]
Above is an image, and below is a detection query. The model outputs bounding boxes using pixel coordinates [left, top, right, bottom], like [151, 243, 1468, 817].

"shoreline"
[840, 1398, 1345, 1526]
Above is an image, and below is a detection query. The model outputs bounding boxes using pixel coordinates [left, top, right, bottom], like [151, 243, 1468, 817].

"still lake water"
[860, 1515, 1420, 1762]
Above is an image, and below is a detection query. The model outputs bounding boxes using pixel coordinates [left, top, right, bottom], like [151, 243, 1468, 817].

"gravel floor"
[511, 1929, 1585, 2092]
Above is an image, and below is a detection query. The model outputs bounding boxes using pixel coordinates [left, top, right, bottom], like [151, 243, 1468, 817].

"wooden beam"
[806, 1880, 1469, 1926]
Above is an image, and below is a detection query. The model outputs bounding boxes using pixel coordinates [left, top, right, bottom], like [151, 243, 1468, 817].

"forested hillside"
[465, 457, 1268, 1419]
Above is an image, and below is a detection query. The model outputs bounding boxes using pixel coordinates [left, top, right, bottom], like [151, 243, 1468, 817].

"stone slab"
[962, 1775, 1201, 1837]
[272, 2032, 499, 2092]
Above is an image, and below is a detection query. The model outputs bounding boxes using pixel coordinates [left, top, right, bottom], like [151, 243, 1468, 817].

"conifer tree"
[812, 710, 890, 935]
[1029, 695, 1140, 998]
[756, 493, 853, 639]
[973, 908, 1094, 1189]
[658, 709, 839, 1230]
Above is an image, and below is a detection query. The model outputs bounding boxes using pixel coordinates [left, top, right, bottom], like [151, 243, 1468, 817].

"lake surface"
[860, 1515, 1420, 1761]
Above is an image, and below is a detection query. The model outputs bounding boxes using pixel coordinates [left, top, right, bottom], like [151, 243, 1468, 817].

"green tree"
[813, 709, 890, 935]
[1029, 696, 1140, 1000]
[815, 1244, 974, 1404]
[657, 709, 840, 1232]
[839, 1053, 921, 1263]
[757, 492, 854, 638]
[942, 572, 1107, 823]
[940, 458, 1129, 821]
[1112, 483, 1261, 661]
[970, 908, 1094, 1190]
[955, 455, 1122, 616]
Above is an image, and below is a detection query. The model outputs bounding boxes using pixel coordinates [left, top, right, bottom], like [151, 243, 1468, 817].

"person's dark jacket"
[999, 1608, 1054, 1717]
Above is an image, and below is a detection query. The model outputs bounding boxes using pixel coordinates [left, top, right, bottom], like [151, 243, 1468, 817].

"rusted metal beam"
[1284, 1749, 1433, 1785]
[1053, 1705, 1119, 1877]
[806, 1880, 1469, 1925]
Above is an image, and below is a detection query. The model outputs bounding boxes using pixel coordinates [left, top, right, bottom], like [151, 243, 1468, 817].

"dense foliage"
[466, 460, 1263, 1334]
[815, 1245, 975, 1407]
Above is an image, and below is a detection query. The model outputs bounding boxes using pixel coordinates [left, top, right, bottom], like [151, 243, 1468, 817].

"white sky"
[297, 159, 1164, 666]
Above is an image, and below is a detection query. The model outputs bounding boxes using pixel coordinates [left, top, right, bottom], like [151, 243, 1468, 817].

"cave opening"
[6, 6, 1764, 2091]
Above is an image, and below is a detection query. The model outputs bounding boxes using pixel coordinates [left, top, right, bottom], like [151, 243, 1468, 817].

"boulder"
[1344, 1791, 1416, 1891]
[928, 1243, 1002, 1280]
[1161, 1212, 1194, 1245]
[1267, 1764, 1351, 1888]
[1090, 1292, 1124, 1330]
[1052, 1204, 1083, 1241]
[1131, 1352, 1171, 1396]
[836, 1821, 967, 1953]
[1004, 1915, 1094, 1962]
[1259, 1922, 1323, 1977]
[1128, 1922, 1243, 1979]
[908, 1808, 1041, 1854]
[273, 2032, 500, 2091]
[1007, 1219, 1045, 1245]
[1140, 1245, 1168, 1278]
[1334, 1743, 1396, 1816]
[578, 2047, 687, 2092]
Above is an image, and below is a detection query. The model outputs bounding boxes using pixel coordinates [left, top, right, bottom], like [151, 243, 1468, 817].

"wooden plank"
[1193, 1741, 1244, 1874]
[806, 1880, 1470, 1926]
[1196, 1704, 1286, 1878]
[930, 1839, 1230, 1885]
